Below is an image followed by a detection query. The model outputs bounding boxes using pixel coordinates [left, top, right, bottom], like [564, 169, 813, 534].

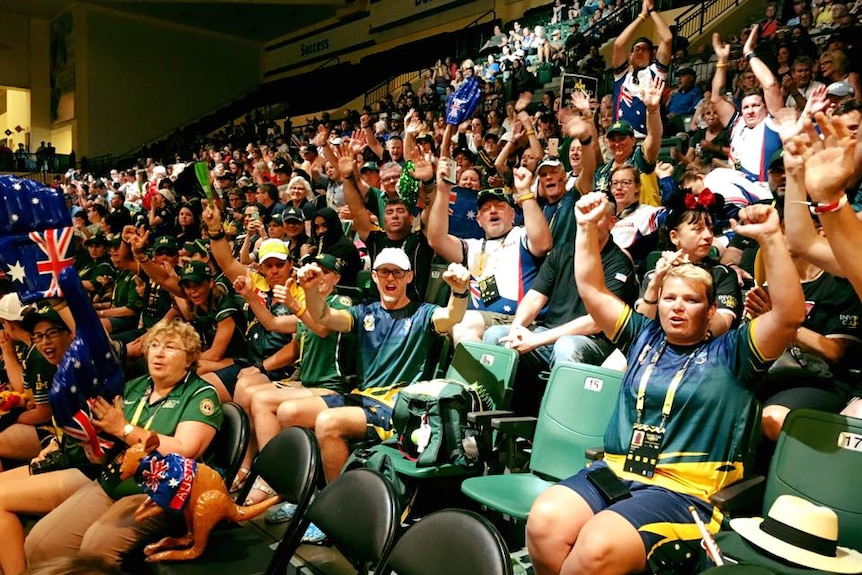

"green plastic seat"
[763, 409, 862, 548]
[460, 362, 623, 521]
[368, 341, 519, 479]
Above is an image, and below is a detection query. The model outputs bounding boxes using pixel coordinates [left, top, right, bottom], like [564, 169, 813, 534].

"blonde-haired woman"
[24, 318, 223, 568]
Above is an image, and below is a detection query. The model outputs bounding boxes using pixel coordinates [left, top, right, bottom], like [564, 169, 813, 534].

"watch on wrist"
[122, 423, 135, 440]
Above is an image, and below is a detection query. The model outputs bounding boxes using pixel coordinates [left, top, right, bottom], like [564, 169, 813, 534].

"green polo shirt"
[99, 371, 223, 499]
[296, 293, 353, 391]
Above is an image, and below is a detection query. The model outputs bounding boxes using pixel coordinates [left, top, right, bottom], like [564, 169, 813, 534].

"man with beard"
[428, 163, 552, 344]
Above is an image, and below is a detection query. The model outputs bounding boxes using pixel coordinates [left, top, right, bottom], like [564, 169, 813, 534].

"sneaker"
[265, 501, 298, 524]
[301, 522, 327, 544]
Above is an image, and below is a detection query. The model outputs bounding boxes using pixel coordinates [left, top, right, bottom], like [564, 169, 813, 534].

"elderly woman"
[526, 193, 804, 574]
[23, 318, 223, 568]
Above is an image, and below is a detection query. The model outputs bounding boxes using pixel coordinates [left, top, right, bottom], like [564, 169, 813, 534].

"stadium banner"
[263, 17, 373, 78]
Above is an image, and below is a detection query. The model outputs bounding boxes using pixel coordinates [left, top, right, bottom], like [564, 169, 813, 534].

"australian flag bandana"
[135, 451, 197, 513]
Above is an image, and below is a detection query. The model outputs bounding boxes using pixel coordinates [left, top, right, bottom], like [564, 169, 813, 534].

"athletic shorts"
[559, 461, 721, 573]
[321, 393, 395, 442]
[214, 362, 242, 397]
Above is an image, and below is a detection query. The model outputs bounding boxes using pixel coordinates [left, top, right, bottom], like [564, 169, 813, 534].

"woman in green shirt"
[23, 318, 223, 568]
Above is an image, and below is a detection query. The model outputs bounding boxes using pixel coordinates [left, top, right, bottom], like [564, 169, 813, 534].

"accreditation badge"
[623, 423, 664, 478]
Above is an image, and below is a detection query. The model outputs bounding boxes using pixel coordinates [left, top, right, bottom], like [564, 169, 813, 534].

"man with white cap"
[282, 247, 470, 484]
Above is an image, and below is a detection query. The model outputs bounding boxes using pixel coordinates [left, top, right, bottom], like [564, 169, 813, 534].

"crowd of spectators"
[0, 0, 861, 572]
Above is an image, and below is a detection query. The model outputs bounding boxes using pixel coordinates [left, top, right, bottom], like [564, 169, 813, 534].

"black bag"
[391, 378, 488, 468]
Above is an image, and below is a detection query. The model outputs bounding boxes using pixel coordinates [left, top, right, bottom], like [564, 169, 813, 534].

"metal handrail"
[674, 0, 743, 42]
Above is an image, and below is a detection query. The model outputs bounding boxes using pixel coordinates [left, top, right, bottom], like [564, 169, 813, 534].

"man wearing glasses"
[340, 154, 434, 302]
[286, 248, 470, 483]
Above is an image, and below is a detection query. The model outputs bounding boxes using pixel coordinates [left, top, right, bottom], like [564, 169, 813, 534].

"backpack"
[390, 378, 489, 468]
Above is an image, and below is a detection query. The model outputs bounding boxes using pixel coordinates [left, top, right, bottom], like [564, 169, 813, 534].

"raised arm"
[793, 113, 862, 297]
[337, 145, 376, 241]
[743, 28, 783, 116]
[613, 0, 651, 69]
[711, 34, 738, 127]
[127, 230, 184, 297]
[566, 92, 599, 195]
[430, 263, 470, 333]
[731, 204, 805, 359]
[574, 192, 627, 336]
[781, 98, 845, 275]
[641, 76, 665, 164]
[201, 201, 250, 281]
[513, 167, 552, 257]
[361, 114, 385, 161]
[426, 162, 466, 264]
[650, 0, 673, 67]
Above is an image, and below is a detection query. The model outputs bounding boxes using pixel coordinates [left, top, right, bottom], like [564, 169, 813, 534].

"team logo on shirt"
[363, 314, 375, 332]
[841, 314, 859, 329]
[199, 398, 215, 416]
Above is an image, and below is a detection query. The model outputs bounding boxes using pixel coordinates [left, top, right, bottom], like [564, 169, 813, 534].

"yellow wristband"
[517, 193, 536, 203]
[716, 62, 727, 69]
[638, 13, 647, 21]
[294, 305, 307, 317]
[525, 130, 536, 136]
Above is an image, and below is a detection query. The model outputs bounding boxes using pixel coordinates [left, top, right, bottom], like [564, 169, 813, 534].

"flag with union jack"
[28, 227, 75, 298]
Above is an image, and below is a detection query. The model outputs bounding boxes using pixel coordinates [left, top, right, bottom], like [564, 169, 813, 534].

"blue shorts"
[560, 461, 721, 572]
[321, 393, 395, 442]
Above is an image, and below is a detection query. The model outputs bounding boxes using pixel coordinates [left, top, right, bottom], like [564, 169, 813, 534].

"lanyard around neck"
[634, 339, 702, 427]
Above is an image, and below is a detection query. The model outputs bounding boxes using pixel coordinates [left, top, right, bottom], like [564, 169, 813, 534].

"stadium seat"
[460, 361, 623, 521]
[763, 409, 862, 547]
[376, 509, 513, 575]
[148, 426, 321, 575]
[304, 468, 401, 574]
[210, 401, 250, 489]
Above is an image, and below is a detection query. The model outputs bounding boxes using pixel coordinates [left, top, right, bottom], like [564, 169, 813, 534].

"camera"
[30, 450, 73, 475]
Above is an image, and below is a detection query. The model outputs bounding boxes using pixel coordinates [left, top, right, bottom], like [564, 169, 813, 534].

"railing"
[364, 71, 422, 108]
[363, 9, 497, 108]
[0, 152, 75, 176]
[674, 0, 743, 42]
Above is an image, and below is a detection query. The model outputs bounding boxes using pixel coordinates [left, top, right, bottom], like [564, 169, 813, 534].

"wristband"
[744, 51, 756, 61]
[453, 291, 469, 299]
[646, 109, 659, 115]
[135, 254, 150, 263]
[517, 193, 536, 203]
[209, 230, 226, 241]
[294, 304, 307, 317]
[525, 130, 536, 136]
[792, 195, 848, 214]
[579, 136, 593, 146]
[642, 297, 658, 305]
[638, 13, 647, 21]
[716, 62, 727, 69]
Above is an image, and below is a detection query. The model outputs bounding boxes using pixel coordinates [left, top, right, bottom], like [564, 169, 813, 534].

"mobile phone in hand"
[442, 158, 458, 184]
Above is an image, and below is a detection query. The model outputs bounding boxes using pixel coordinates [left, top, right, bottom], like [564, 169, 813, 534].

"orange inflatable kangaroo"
[120, 431, 279, 562]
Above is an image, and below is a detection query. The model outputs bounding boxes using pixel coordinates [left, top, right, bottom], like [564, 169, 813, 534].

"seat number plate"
[838, 431, 862, 451]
